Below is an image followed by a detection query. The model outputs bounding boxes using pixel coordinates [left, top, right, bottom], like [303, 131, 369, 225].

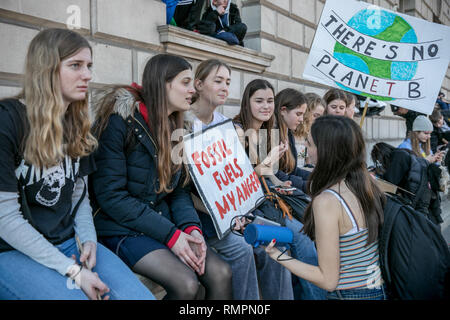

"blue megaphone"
[244, 224, 293, 248]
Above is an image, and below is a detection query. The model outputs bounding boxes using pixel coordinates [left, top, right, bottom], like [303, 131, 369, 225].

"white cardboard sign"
[183, 120, 265, 239]
[303, 0, 450, 114]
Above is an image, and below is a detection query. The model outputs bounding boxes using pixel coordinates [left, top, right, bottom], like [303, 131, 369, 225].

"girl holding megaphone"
[265, 116, 387, 300]
[233, 82, 326, 300]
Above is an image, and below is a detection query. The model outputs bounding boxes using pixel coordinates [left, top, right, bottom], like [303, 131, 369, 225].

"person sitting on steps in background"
[197, 0, 247, 46]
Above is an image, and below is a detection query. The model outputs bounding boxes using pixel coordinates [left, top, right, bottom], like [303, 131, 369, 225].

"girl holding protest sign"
[323, 88, 347, 116]
[265, 115, 387, 300]
[185, 59, 292, 300]
[90, 54, 232, 300]
[0, 28, 154, 300]
[233, 82, 326, 300]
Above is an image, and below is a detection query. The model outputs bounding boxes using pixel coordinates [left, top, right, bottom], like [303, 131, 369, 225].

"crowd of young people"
[2, 28, 446, 301]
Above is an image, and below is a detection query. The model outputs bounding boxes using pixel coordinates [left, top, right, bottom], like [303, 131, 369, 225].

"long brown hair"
[274, 88, 307, 173]
[19, 28, 97, 167]
[233, 79, 275, 164]
[92, 54, 192, 193]
[302, 116, 385, 244]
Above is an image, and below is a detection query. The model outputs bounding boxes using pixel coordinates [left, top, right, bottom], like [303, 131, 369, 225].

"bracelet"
[73, 265, 83, 279]
[68, 264, 83, 280]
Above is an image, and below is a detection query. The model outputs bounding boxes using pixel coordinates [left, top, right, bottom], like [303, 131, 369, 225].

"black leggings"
[133, 247, 233, 300]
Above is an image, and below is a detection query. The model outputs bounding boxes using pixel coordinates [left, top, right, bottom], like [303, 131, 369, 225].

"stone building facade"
[0, 0, 449, 165]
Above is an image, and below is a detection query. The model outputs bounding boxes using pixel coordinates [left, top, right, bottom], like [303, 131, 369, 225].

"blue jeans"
[214, 31, 240, 45]
[284, 217, 327, 300]
[0, 237, 155, 300]
[327, 285, 387, 300]
[207, 231, 293, 300]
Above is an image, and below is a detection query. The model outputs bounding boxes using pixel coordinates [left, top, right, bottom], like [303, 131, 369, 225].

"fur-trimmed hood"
[91, 87, 140, 122]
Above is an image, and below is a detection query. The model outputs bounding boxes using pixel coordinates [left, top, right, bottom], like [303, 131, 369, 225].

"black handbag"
[254, 177, 296, 226]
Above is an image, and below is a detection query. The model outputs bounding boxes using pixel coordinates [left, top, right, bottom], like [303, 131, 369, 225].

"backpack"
[379, 193, 450, 300]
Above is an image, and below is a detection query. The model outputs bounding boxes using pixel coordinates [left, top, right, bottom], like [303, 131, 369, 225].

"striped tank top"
[324, 189, 383, 290]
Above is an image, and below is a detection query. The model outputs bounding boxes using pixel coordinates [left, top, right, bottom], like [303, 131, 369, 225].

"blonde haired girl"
[0, 28, 154, 300]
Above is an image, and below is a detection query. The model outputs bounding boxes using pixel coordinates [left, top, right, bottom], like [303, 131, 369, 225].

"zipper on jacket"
[132, 115, 158, 152]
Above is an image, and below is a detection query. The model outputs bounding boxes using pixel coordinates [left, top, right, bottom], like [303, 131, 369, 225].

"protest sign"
[183, 120, 265, 239]
[303, 0, 450, 115]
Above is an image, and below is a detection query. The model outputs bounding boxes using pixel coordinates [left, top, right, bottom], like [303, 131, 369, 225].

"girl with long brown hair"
[0, 28, 154, 300]
[273, 88, 311, 192]
[323, 88, 347, 116]
[233, 80, 326, 300]
[233, 79, 287, 181]
[90, 54, 232, 300]
[265, 115, 387, 300]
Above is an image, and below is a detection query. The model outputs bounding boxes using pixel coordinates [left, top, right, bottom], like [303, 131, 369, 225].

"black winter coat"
[89, 104, 201, 245]
[383, 149, 442, 224]
[199, 3, 242, 35]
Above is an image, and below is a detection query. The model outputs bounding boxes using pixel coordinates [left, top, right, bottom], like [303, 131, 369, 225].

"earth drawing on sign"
[333, 8, 418, 101]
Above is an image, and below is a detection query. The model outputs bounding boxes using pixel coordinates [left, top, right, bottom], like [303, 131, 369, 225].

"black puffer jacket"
[383, 148, 442, 224]
[89, 89, 201, 245]
[198, 2, 242, 35]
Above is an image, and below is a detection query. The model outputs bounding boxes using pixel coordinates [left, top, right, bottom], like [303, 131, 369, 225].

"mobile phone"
[272, 186, 297, 192]
[252, 215, 281, 227]
[269, 185, 297, 192]
[437, 145, 447, 151]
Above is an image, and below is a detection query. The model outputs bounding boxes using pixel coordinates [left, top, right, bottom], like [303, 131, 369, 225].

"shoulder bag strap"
[71, 177, 87, 219]
[411, 158, 428, 209]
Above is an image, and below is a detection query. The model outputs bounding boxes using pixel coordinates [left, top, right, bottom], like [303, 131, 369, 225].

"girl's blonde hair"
[20, 28, 97, 168]
[409, 131, 431, 157]
[192, 59, 231, 104]
[294, 92, 325, 139]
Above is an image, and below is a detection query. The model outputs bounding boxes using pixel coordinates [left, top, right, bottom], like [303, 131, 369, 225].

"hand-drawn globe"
[333, 8, 418, 101]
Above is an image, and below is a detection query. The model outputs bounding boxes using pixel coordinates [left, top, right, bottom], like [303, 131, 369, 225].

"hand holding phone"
[269, 184, 296, 194]
[435, 150, 445, 163]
